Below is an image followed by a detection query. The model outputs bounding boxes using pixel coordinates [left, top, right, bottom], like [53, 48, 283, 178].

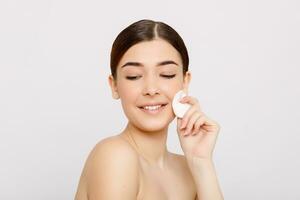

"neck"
[121, 122, 169, 168]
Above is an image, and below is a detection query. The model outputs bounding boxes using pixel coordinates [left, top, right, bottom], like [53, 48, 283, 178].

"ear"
[182, 71, 191, 94]
[108, 75, 119, 99]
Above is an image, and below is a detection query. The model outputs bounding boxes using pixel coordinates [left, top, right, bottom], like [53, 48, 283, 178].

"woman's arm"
[175, 95, 224, 199]
[188, 157, 224, 200]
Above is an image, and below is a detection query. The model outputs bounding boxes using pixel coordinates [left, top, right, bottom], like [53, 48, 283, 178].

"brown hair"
[110, 19, 189, 80]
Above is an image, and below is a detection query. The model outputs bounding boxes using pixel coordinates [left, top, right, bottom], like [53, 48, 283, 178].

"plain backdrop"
[0, 0, 299, 199]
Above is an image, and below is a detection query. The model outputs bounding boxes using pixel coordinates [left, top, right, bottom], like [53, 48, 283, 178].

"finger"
[177, 117, 188, 139]
[191, 115, 206, 135]
[180, 96, 200, 107]
[184, 112, 202, 136]
[180, 106, 198, 129]
[202, 117, 221, 133]
[180, 103, 203, 129]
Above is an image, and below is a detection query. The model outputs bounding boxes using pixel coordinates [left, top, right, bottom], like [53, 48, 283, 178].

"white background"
[0, 0, 299, 199]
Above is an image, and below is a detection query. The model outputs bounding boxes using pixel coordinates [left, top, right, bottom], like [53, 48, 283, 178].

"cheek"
[118, 83, 141, 103]
[160, 77, 183, 93]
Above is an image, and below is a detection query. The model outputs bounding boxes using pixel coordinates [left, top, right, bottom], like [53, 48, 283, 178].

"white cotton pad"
[172, 90, 191, 118]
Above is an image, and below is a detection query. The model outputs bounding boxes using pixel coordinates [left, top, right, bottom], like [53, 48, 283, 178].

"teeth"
[143, 105, 162, 110]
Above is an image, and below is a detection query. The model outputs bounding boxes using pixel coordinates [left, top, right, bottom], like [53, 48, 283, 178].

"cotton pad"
[172, 90, 191, 118]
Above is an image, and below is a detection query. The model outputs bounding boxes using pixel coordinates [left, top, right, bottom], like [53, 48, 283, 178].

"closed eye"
[126, 74, 176, 80]
[161, 74, 176, 79]
[126, 76, 141, 80]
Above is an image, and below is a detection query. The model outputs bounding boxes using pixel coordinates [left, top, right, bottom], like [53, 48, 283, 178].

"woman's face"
[109, 38, 191, 132]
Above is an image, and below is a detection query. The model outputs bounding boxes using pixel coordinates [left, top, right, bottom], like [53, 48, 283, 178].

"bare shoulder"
[86, 135, 139, 164]
[83, 135, 140, 200]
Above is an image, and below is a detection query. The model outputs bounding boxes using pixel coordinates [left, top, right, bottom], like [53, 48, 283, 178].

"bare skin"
[74, 38, 223, 199]
[74, 133, 197, 200]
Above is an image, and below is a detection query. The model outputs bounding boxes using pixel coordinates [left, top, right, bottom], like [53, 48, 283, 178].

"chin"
[140, 121, 168, 132]
[134, 116, 174, 133]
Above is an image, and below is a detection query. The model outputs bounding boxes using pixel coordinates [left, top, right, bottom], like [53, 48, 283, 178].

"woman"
[75, 19, 224, 200]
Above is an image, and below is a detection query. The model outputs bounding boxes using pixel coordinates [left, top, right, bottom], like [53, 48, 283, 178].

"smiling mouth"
[138, 104, 168, 111]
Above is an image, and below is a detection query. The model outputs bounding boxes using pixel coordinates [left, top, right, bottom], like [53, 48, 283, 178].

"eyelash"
[126, 74, 176, 80]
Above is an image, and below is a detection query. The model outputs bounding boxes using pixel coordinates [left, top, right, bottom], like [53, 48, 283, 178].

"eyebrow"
[121, 60, 179, 68]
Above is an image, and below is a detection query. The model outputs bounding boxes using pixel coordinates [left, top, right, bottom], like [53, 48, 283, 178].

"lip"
[138, 103, 168, 108]
[138, 104, 168, 114]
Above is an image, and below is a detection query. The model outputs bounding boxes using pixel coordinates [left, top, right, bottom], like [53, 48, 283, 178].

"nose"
[142, 75, 160, 96]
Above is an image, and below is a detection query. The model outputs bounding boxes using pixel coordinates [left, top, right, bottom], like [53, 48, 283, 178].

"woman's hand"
[176, 95, 221, 160]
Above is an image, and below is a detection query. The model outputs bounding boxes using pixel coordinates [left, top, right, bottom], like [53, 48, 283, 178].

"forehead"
[118, 39, 182, 68]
